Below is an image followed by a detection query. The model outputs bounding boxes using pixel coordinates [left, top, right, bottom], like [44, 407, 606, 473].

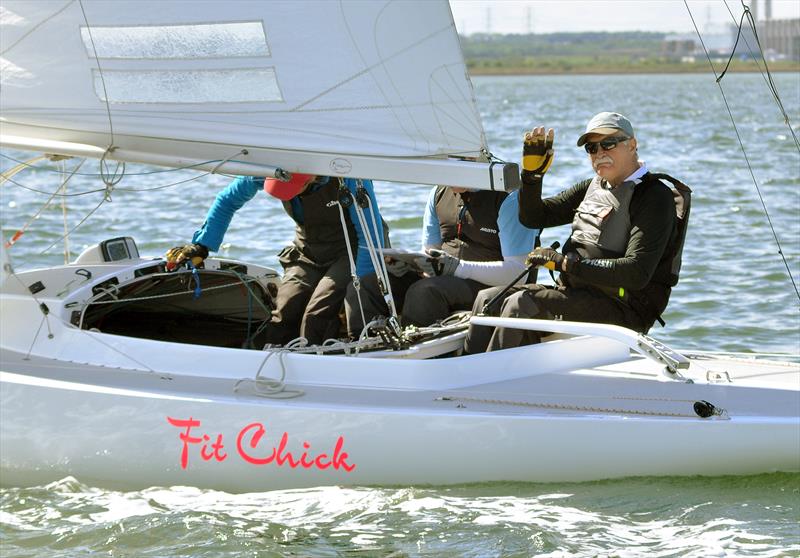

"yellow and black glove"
[525, 247, 564, 271]
[164, 243, 209, 271]
[522, 127, 554, 176]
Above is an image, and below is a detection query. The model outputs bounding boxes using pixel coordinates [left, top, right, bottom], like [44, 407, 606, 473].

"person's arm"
[565, 182, 675, 289]
[345, 179, 385, 277]
[455, 191, 540, 286]
[191, 176, 263, 251]
[519, 172, 591, 229]
[421, 186, 442, 251]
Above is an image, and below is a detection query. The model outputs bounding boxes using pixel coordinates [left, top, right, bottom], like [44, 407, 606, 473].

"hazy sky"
[450, 1, 800, 35]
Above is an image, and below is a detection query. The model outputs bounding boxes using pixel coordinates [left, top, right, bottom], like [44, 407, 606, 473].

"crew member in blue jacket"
[166, 173, 384, 345]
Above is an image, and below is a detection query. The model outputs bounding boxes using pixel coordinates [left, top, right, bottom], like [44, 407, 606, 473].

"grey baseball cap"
[576, 112, 635, 146]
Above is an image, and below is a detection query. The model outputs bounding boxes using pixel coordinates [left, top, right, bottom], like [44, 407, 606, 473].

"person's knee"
[499, 289, 551, 320]
[406, 277, 439, 297]
[402, 279, 448, 325]
[500, 290, 530, 318]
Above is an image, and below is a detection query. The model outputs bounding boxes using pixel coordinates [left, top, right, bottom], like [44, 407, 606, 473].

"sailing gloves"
[164, 243, 209, 271]
[415, 249, 460, 277]
[522, 127, 554, 176]
[526, 247, 565, 272]
[384, 257, 413, 277]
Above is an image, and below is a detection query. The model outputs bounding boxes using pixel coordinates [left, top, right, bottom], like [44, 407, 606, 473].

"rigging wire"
[4, 159, 86, 249]
[1, 174, 106, 197]
[58, 159, 71, 263]
[717, 1, 800, 152]
[0, 151, 240, 178]
[1, 163, 218, 197]
[350, 180, 399, 319]
[0, 0, 73, 57]
[684, 0, 799, 303]
[335, 179, 369, 332]
[77, 0, 115, 149]
[38, 195, 106, 256]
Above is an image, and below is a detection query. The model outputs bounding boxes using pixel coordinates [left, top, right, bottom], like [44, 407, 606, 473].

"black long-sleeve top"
[519, 170, 677, 323]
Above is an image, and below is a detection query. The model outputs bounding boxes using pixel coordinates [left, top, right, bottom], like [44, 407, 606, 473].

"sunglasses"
[584, 136, 629, 155]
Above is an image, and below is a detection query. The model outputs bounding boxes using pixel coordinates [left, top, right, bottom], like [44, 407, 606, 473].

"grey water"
[1, 73, 799, 557]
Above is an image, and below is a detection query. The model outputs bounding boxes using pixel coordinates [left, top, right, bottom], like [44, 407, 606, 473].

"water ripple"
[2, 475, 799, 557]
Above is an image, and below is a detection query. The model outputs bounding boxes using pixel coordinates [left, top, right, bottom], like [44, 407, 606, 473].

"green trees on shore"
[460, 32, 799, 74]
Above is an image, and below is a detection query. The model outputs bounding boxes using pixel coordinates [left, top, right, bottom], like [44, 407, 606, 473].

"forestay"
[0, 0, 518, 190]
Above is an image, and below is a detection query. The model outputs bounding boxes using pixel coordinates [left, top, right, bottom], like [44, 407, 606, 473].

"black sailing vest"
[561, 172, 690, 326]
[434, 186, 507, 262]
[567, 175, 636, 259]
[281, 179, 357, 264]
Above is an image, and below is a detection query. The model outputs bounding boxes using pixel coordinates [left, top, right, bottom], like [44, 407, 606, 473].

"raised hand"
[522, 126, 555, 176]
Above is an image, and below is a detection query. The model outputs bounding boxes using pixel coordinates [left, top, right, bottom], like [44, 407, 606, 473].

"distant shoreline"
[466, 62, 800, 77]
[468, 65, 800, 76]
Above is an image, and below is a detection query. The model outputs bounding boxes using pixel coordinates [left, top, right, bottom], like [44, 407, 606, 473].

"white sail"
[0, 0, 517, 189]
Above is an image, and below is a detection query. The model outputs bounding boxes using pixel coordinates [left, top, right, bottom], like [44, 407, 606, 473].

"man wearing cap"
[471, 111, 681, 351]
[165, 173, 384, 345]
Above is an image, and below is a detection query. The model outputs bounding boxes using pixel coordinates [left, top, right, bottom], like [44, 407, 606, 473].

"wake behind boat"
[1, 0, 798, 491]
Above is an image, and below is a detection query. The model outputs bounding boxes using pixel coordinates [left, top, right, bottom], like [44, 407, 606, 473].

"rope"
[349, 180, 399, 319]
[434, 394, 728, 420]
[233, 344, 305, 399]
[58, 159, 70, 263]
[684, 0, 800, 304]
[189, 263, 202, 299]
[76, 273, 273, 306]
[75, 270, 276, 331]
[335, 178, 368, 331]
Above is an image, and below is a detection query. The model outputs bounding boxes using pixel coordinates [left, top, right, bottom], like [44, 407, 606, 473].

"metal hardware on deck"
[693, 400, 727, 419]
[365, 316, 407, 351]
[706, 370, 732, 383]
[337, 178, 353, 208]
[636, 334, 691, 376]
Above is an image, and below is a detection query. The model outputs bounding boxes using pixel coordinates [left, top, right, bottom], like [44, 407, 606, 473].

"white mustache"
[593, 156, 614, 170]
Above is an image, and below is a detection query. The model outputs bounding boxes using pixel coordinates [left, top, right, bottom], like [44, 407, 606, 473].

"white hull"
[1, 256, 798, 491]
[2, 349, 798, 491]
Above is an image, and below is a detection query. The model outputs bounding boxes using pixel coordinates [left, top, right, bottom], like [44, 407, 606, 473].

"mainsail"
[0, 0, 518, 190]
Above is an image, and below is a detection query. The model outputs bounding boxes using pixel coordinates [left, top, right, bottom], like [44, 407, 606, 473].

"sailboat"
[1, 0, 797, 492]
